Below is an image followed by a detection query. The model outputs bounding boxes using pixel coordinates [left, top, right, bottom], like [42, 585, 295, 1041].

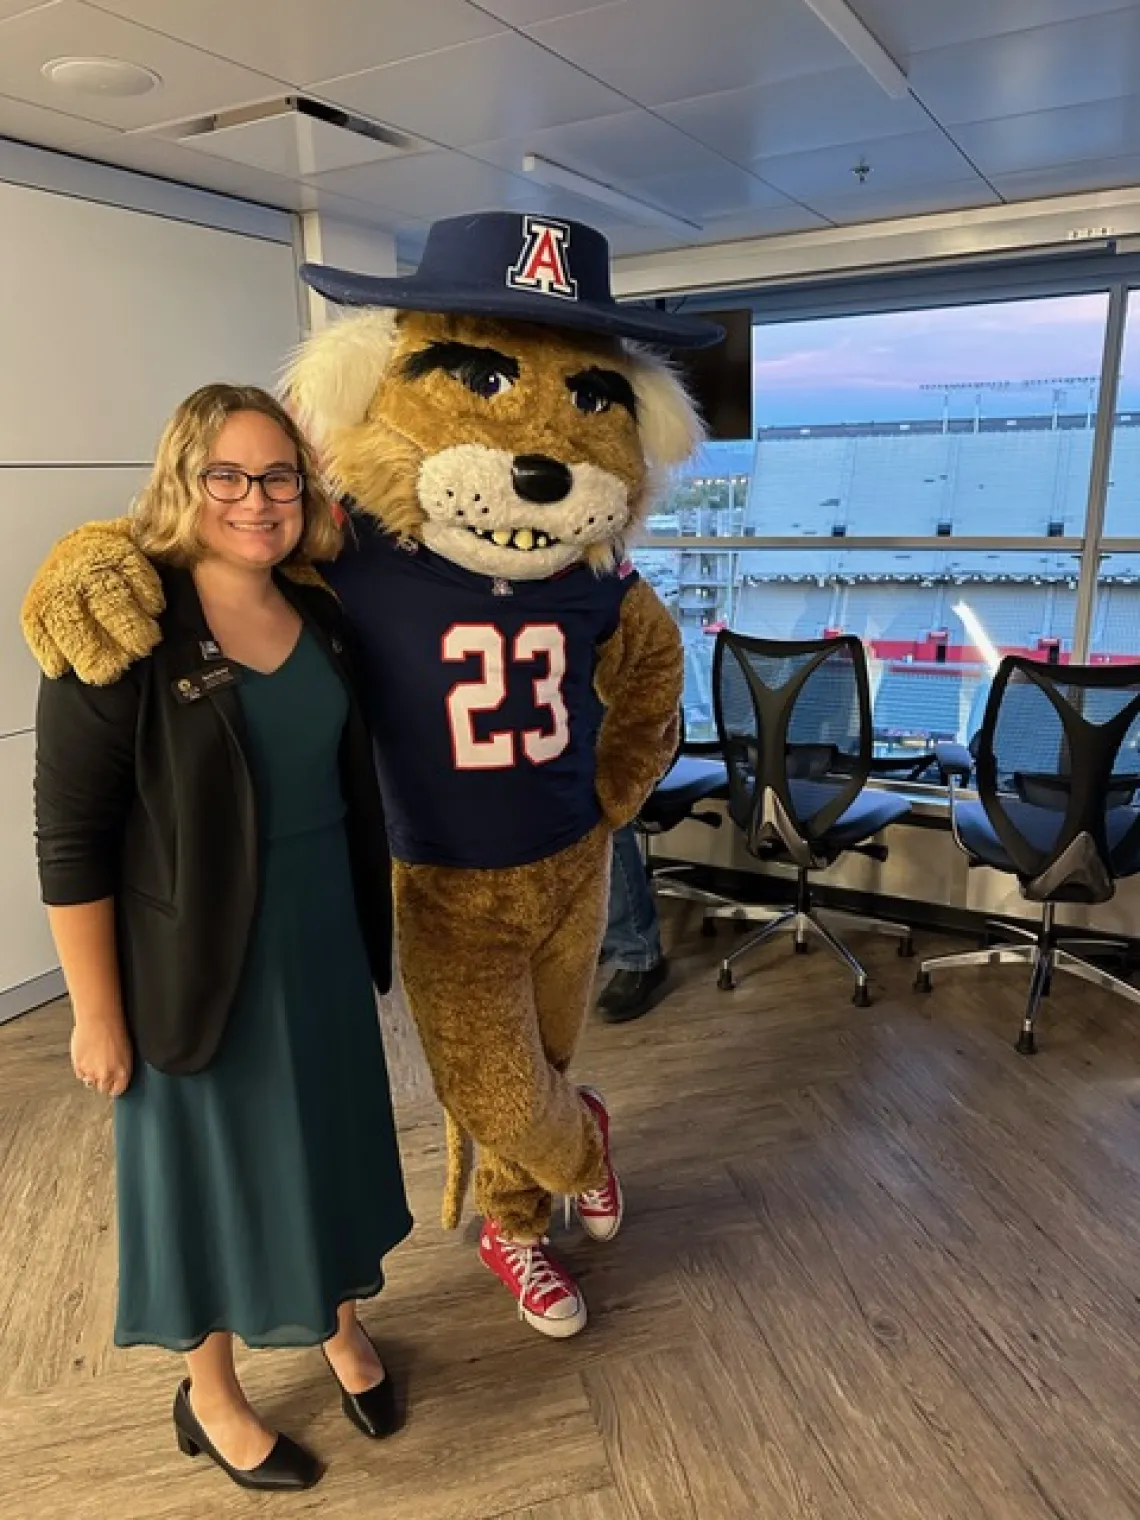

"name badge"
[172, 664, 240, 704]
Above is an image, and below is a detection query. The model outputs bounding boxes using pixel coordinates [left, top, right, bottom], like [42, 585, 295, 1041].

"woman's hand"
[71, 1017, 133, 1097]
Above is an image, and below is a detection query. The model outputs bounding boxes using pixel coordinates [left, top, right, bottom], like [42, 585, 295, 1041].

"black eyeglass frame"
[199, 468, 306, 504]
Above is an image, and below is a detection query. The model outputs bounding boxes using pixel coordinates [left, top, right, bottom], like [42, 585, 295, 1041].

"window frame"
[642, 255, 1140, 796]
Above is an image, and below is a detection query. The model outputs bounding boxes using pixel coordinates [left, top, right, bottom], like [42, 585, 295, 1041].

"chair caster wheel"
[794, 939, 809, 955]
[700, 918, 717, 938]
[717, 969, 734, 992]
[852, 984, 872, 1008]
[1016, 1029, 1037, 1055]
[898, 936, 915, 959]
[914, 971, 932, 994]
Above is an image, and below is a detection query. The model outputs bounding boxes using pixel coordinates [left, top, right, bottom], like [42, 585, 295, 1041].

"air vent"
[145, 96, 422, 177]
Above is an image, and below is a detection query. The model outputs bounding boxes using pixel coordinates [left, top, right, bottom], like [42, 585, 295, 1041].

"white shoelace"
[501, 1237, 568, 1317]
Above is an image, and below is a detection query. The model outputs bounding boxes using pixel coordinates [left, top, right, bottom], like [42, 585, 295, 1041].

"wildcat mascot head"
[282, 212, 722, 575]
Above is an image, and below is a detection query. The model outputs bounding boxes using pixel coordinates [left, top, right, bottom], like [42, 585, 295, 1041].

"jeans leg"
[601, 825, 664, 973]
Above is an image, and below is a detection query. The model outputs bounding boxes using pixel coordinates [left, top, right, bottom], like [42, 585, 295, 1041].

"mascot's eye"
[452, 362, 516, 400]
[568, 379, 612, 415]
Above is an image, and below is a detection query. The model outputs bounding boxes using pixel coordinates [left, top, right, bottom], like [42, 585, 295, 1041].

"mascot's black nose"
[512, 454, 573, 505]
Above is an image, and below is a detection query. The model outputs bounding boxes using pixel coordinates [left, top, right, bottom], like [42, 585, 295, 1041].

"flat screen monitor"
[673, 307, 753, 441]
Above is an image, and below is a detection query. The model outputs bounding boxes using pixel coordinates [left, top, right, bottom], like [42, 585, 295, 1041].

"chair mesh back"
[713, 631, 869, 863]
[977, 657, 1140, 902]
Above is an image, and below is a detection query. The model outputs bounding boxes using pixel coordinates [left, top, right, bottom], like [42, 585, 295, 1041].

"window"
[639, 275, 1140, 769]
[1104, 294, 1140, 539]
[635, 547, 1079, 748]
[1091, 554, 1140, 659]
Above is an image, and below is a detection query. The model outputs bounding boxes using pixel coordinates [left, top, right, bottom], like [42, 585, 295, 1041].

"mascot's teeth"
[468, 525, 559, 551]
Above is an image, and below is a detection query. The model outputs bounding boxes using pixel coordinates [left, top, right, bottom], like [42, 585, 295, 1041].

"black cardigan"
[34, 565, 393, 1076]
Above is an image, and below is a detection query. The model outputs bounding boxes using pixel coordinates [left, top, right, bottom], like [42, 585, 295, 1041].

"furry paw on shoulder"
[21, 520, 164, 685]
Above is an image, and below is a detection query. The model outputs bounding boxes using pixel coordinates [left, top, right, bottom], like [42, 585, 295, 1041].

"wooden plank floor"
[5, 909, 1140, 1519]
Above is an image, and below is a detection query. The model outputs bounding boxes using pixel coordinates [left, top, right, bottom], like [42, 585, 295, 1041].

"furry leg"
[394, 827, 610, 1237]
[475, 827, 612, 1236]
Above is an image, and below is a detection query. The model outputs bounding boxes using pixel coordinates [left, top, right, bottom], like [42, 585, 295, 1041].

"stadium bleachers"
[734, 582, 834, 638]
[644, 413, 1140, 743]
[872, 666, 967, 743]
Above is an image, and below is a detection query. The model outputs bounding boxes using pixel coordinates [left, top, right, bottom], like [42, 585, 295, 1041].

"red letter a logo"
[507, 216, 578, 301]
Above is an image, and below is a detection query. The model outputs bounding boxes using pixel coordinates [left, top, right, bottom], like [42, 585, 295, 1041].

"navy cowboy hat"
[300, 210, 724, 350]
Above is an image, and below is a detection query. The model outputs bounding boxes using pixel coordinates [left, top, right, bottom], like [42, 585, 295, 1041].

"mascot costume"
[22, 211, 721, 1338]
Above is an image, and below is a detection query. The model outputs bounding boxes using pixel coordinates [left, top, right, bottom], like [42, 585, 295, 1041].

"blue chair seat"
[956, 799, 1140, 876]
[640, 755, 727, 831]
[824, 790, 911, 849]
[786, 779, 910, 849]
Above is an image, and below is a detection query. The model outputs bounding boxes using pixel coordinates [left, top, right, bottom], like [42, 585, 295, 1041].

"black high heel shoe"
[172, 1380, 323, 1491]
[322, 1331, 403, 1439]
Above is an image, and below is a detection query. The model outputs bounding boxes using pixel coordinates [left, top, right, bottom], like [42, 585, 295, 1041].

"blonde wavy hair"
[131, 383, 342, 567]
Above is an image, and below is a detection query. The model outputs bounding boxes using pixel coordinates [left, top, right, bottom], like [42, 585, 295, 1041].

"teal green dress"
[113, 630, 413, 1351]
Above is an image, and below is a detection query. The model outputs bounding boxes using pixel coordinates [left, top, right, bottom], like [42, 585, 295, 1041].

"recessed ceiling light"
[42, 57, 162, 98]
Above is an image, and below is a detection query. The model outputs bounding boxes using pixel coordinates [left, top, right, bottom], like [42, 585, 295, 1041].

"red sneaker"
[575, 1087, 624, 1243]
[478, 1220, 587, 1339]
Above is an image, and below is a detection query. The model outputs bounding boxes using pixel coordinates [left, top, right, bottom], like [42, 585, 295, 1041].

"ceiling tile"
[56, 128, 321, 208]
[990, 154, 1140, 203]
[603, 223, 697, 256]
[175, 111, 419, 178]
[659, 65, 929, 166]
[755, 129, 982, 202]
[390, 187, 659, 266]
[467, 107, 733, 183]
[0, 0, 284, 130]
[849, 0, 1132, 57]
[527, 0, 850, 105]
[950, 95, 1140, 177]
[306, 149, 534, 220]
[0, 89, 106, 150]
[689, 204, 831, 244]
[315, 30, 626, 148]
[804, 179, 1000, 225]
[907, 8, 1140, 127]
[627, 163, 795, 221]
[89, 0, 505, 90]
[0, 0, 56, 17]
[475, 0, 619, 21]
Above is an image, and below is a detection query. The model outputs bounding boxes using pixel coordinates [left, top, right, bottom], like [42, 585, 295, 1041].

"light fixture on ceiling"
[522, 154, 702, 237]
[42, 56, 162, 98]
[799, 0, 908, 99]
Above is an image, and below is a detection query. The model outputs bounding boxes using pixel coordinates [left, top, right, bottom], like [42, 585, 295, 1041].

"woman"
[34, 384, 413, 1492]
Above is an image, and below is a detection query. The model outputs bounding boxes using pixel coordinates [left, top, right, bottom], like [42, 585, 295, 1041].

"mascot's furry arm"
[594, 578, 683, 827]
[20, 518, 327, 686]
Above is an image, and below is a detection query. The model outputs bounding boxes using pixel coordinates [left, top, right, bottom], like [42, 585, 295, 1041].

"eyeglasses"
[200, 468, 305, 504]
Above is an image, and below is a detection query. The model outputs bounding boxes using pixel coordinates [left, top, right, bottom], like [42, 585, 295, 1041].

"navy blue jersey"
[324, 515, 636, 868]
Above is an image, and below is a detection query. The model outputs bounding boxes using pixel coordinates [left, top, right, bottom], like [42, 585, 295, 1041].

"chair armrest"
[934, 742, 973, 784]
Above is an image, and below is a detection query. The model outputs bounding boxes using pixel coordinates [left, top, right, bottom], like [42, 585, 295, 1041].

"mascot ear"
[280, 309, 400, 448]
[626, 345, 706, 469]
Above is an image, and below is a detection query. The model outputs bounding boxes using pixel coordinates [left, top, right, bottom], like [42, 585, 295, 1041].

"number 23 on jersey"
[443, 623, 570, 771]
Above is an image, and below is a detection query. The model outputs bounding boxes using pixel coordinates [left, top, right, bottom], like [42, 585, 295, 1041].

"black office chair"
[636, 713, 735, 918]
[916, 656, 1140, 1053]
[711, 631, 913, 1006]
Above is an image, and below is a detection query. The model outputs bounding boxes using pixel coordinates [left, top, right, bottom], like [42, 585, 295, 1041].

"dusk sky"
[750, 294, 1140, 428]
